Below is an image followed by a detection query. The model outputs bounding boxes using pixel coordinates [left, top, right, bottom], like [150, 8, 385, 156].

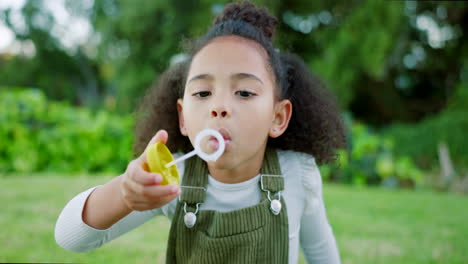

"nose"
[211, 108, 229, 118]
[210, 100, 230, 118]
[210, 89, 230, 118]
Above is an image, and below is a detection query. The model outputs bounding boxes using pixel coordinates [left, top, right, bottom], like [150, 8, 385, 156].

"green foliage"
[379, 78, 468, 174]
[90, 0, 217, 111]
[0, 1, 103, 105]
[0, 88, 133, 174]
[2, 0, 467, 123]
[321, 120, 424, 188]
[385, 112, 468, 171]
[1, 0, 467, 181]
[311, 0, 405, 107]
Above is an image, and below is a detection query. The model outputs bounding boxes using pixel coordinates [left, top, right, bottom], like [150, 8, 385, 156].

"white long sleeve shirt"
[55, 150, 341, 264]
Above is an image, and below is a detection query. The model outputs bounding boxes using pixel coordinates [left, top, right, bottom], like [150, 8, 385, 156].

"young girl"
[55, 2, 346, 263]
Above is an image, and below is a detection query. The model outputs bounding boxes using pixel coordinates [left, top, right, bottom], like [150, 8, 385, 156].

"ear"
[177, 99, 188, 136]
[269, 99, 292, 138]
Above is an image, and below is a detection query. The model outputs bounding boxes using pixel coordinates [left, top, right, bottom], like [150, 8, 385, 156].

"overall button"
[183, 202, 200, 228]
[270, 199, 282, 215]
[184, 212, 197, 228]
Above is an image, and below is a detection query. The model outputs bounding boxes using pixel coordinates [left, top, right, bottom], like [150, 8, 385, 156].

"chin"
[207, 156, 235, 170]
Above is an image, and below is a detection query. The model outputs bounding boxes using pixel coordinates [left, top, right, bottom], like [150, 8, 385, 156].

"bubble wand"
[145, 129, 226, 185]
[165, 129, 226, 168]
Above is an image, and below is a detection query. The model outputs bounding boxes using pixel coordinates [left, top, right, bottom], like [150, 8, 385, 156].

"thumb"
[152, 129, 168, 145]
[140, 130, 169, 161]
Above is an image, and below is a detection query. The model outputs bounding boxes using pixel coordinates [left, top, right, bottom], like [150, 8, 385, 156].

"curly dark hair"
[133, 1, 347, 164]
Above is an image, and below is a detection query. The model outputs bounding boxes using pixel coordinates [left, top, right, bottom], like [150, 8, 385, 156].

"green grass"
[1, 175, 467, 263]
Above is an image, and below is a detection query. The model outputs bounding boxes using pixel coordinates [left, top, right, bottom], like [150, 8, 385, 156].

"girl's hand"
[119, 130, 181, 211]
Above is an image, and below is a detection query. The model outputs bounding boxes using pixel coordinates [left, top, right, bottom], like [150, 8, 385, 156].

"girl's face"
[177, 36, 291, 178]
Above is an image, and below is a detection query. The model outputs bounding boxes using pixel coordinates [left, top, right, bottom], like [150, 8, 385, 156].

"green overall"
[165, 148, 289, 263]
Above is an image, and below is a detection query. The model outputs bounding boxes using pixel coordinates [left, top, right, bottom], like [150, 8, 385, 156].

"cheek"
[183, 110, 199, 130]
[182, 101, 208, 135]
[239, 101, 274, 131]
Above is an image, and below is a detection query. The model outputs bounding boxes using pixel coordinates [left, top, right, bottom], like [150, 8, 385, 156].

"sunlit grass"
[1, 175, 467, 263]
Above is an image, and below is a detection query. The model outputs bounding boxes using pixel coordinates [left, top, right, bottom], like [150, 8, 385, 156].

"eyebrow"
[187, 73, 264, 85]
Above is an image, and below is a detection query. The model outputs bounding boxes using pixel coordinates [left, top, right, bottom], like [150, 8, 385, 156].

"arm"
[297, 153, 341, 264]
[55, 130, 182, 252]
[82, 174, 132, 230]
[54, 183, 169, 252]
[299, 193, 341, 264]
[55, 171, 182, 253]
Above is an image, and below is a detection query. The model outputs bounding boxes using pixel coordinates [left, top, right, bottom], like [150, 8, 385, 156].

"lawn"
[1, 175, 467, 263]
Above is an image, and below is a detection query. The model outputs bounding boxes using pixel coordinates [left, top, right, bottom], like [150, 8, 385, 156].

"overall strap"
[260, 147, 284, 193]
[179, 156, 209, 204]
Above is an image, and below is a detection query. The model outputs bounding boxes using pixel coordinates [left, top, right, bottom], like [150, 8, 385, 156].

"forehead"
[188, 36, 272, 82]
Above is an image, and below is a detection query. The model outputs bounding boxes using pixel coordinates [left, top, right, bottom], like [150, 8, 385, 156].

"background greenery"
[0, 88, 133, 174]
[1, 0, 467, 185]
[2, 0, 467, 176]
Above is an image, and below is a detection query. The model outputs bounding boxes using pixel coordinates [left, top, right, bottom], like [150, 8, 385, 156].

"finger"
[153, 191, 180, 204]
[142, 184, 180, 199]
[141, 161, 150, 173]
[147, 192, 180, 207]
[155, 129, 169, 144]
[130, 190, 180, 205]
[132, 193, 178, 211]
[129, 161, 163, 185]
[128, 202, 154, 211]
[139, 130, 169, 161]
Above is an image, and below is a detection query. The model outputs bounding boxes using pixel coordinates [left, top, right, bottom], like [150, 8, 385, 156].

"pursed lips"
[208, 128, 232, 150]
[216, 128, 231, 141]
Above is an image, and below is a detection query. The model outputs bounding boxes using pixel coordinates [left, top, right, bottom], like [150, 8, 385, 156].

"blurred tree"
[0, 0, 103, 106]
[1, 0, 467, 121]
[272, 0, 467, 126]
[270, 0, 467, 168]
[89, 0, 213, 110]
[1, 0, 467, 171]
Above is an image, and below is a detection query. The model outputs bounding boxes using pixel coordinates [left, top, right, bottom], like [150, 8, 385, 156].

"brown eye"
[193, 91, 211, 98]
[235, 90, 255, 98]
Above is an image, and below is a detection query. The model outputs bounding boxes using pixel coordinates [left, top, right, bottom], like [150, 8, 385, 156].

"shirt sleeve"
[297, 153, 341, 264]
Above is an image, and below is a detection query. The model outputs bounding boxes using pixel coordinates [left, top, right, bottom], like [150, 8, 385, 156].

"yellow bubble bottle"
[145, 142, 180, 185]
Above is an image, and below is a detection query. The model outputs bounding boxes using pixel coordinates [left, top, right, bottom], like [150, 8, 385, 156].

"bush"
[384, 83, 468, 171]
[0, 88, 133, 175]
[320, 118, 424, 188]
[0, 88, 428, 187]
[385, 111, 468, 169]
